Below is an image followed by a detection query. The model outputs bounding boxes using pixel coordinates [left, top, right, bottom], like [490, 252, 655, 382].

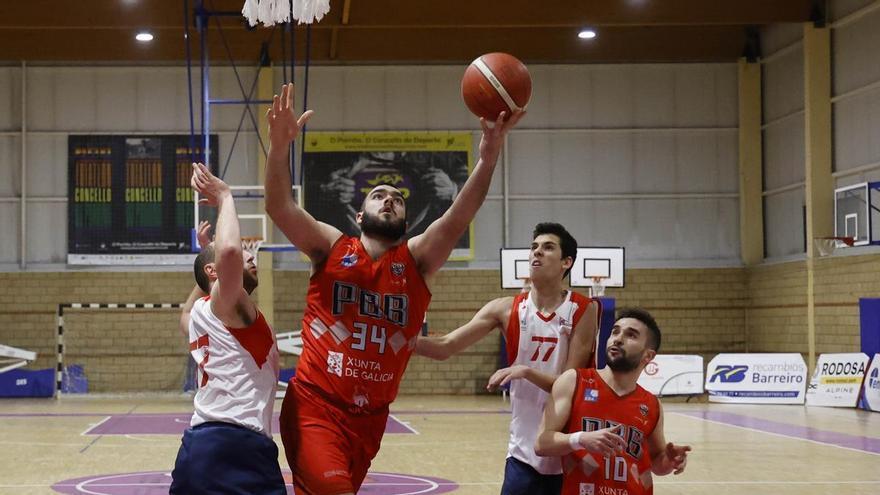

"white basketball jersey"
[188, 297, 280, 437]
[504, 290, 595, 474]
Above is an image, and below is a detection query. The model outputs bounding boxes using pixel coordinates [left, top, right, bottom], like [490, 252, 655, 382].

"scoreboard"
[67, 135, 218, 265]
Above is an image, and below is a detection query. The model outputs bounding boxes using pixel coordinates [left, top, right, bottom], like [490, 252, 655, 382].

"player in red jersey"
[535, 308, 691, 495]
[264, 83, 524, 495]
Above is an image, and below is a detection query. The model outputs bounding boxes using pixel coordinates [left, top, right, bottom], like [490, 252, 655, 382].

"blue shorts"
[501, 456, 563, 495]
[170, 421, 287, 495]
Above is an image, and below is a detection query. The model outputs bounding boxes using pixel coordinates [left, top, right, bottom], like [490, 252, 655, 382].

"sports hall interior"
[0, 1, 878, 494]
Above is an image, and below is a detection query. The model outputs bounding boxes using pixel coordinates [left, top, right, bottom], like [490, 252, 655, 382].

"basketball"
[461, 52, 531, 121]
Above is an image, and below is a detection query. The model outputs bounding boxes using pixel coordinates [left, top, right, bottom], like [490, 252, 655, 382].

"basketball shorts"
[501, 456, 563, 495]
[170, 421, 286, 495]
[279, 381, 388, 495]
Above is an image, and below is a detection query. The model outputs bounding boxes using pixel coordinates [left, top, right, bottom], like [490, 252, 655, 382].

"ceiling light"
[578, 29, 597, 40]
[135, 32, 154, 42]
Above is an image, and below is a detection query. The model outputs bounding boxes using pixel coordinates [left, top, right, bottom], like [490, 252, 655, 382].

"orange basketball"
[461, 52, 531, 121]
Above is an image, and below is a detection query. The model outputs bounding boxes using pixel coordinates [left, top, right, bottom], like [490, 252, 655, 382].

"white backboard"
[500, 247, 625, 289]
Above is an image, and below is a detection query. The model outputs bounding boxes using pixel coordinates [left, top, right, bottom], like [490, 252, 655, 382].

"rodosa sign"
[807, 353, 870, 408]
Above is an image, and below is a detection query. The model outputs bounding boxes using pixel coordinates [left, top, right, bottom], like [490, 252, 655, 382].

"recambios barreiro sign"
[705, 354, 808, 404]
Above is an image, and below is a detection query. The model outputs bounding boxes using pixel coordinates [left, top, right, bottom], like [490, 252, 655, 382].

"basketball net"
[589, 277, 607, 298]
[242, 0, 330, 26]
[241, 236, 264, 255]
[813, 236, 855, 257]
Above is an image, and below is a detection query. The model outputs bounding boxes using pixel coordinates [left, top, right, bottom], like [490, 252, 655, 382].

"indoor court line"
[80, 416, 111, 436]
[653, 480, 880, 485]
[123, 434, 163, 441]
[388, 413, 420, 434]
[0, 440, 171, 448]
[78, 434, 102, 454]
[671, 411, 880, 456]
[6, 480, 880, 489]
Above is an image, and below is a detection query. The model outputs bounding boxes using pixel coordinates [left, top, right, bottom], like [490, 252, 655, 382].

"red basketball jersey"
[562, 368, 661, 495]
[296, 236, 431, 413]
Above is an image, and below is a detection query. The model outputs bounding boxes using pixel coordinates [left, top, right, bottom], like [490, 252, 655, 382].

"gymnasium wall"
[761, 23, 806, 260]
[0, 62, 740, 267]
[760, 2, 880, 260]
[746, 251, 880, 355]
[0, 266, 747, 394]
[0, 258, 872, 393]
[0, 60, 747, 393]
[746, 1, 880, 357]
[4, 0, 880, 394]
[831, 0, 880, 193]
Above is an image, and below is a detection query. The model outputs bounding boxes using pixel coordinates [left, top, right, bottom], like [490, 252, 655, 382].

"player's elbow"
[432, 350, 453, 361]
[415, 338, 452, 361]
[264, 197, 285, 217]
[215, 244, 242, 265]
[533, 435, 552, 457]
[178, 317, 189, 338]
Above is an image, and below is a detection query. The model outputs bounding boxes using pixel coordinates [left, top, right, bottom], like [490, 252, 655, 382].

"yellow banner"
[305, 132, 472, 153]
[819, 376, 861, 385]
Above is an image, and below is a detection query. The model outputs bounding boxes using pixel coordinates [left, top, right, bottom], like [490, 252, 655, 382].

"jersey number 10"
[604, 456, 628, 482]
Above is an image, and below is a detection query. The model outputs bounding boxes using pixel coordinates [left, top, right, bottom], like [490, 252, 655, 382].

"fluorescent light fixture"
[578, 29, 597, 40]
[135, 32, 154, 42]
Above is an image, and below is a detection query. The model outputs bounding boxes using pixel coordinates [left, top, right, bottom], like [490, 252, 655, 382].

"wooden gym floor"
[0, 395, 877, 494]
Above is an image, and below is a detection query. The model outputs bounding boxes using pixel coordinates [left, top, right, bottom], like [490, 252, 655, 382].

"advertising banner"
[858, 354, 880, 412]
[637, 355, 703, 396]
[806, 353, 870, 407]
[68, 135, 217, 265]
[706, 353, 807, 404]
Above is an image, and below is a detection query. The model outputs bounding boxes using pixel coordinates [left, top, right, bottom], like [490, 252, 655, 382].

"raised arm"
[408, 110, 525, 276]
[647, 402, 691, 476]
[415, 297, 510, 360]
[563, 299, 600, 370]
[535, 369, 626, 457]
[179, 221, 212, 338]
[179, 285, 206, 338]
[264, 83, 341, 264]
[191, 163, 254, 326]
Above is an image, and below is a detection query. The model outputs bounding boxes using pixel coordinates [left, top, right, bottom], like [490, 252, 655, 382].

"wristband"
[568, 431, 585, 451]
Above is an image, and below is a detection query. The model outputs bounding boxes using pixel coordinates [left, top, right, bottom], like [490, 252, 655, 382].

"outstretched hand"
[486, 365, 530, 391]
[478, 109, 526, 162]
[196, 220, 213, 248]
[267, 83, 314, 148]
[191, 163, 230, 207]
[665, 442, 691, 475]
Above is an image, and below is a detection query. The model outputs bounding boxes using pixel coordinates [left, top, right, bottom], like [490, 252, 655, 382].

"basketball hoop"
[589, 276, 608, 298]
[813, 236, 855, 257]
[241, 236, 264, 255]
[241, 0, 330, 26]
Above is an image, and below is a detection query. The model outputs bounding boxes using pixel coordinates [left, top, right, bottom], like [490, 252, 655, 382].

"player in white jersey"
[416, 222, 600, 495]
[178, 220, 213, 338]
[170, 163, 285, 495]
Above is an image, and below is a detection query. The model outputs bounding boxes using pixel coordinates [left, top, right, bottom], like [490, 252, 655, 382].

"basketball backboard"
[834, 182, 880, 246]
[500, 247, 625, 289]
[195, 184, 301, 252]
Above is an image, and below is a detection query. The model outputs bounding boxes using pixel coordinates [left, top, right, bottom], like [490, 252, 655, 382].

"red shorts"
[279, 381, 388, 495]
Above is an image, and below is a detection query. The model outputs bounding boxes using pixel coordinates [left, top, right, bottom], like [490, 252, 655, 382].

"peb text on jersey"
[332, 281, 409, 327]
